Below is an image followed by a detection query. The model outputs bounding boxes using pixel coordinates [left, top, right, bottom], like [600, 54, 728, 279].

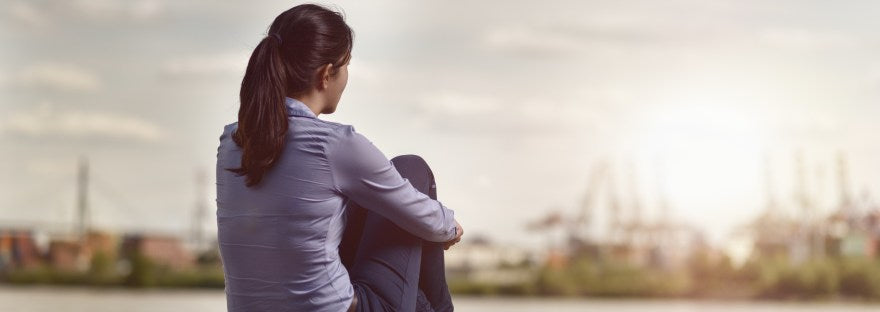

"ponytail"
[226, 4, 353, 188]
[227, 35, 289, 187]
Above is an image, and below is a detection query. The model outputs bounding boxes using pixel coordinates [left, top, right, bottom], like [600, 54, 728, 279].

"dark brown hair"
[227, 4, 353, 187]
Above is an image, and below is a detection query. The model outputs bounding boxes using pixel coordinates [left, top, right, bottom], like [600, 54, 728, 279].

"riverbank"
[447, 255, 880, 302]
[4, 254, 880, 303]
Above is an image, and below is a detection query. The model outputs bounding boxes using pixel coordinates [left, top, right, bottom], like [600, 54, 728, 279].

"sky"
[2, 0, 879, 250]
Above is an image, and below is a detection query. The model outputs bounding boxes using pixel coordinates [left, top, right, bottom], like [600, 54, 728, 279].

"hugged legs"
[340, 155, 454, 312]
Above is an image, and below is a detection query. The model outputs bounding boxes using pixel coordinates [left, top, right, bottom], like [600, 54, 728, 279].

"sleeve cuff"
[440, 201, 456, 241]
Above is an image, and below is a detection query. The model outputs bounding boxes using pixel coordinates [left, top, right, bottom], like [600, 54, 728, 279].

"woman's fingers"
[443, 235, 462, 250]
[443, 220, 464, 250]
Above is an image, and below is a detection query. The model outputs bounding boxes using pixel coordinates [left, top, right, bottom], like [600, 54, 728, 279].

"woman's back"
[216, 98, 354, 311]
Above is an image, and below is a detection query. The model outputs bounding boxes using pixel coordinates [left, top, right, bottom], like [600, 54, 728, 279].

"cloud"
[412, 90, 604, 137]
[129, 0, 165, 20]
[485, 25, 592, 57]
[0, 102, 164, 142]
[16, 63, 102, 92]
[25, 158, 77, 176]
[475, 173, 494, 189]
[160, 52, 249, 77]
[4, 0, 166, 27]
[757, 28, 858, 50]
[66, 0, 166, 21]
[482, 18, 673, 58]
[417, 92, 503, 116]
[348, 59, 388, 85]
[7, 1, 50, 27]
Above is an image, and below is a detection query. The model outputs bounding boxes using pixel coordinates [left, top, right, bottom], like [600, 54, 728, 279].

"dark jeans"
[340, 155, 454, 312]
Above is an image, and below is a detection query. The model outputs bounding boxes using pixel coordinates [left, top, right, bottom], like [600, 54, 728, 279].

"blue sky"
[2, 0, 880, 250]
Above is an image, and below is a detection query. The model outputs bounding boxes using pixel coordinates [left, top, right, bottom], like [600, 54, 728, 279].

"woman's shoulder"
[321, 122, 379, 159]
[298, 117, 361, 140]
[310, 118, 350, 132]
[218, 119, 365, 147]
[218, 122, 238, 142]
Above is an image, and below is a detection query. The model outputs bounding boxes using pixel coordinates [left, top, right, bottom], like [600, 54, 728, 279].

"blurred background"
[2, 0, 880, 310]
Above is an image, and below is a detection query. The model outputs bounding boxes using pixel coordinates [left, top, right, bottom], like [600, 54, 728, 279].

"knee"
[390, 154, 429, 169]
[390, 154, 435, 196]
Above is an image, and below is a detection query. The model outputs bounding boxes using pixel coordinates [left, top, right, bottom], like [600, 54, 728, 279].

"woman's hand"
[443, 220, 463, 250]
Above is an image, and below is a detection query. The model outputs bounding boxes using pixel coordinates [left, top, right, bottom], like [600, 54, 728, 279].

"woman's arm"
[328, 125, 458, 242]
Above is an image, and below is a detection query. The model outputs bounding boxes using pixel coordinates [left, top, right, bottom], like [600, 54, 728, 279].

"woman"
[215, 4, 463, 312]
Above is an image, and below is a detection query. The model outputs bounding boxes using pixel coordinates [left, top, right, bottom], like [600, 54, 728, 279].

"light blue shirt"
[215, 97, 456, 312]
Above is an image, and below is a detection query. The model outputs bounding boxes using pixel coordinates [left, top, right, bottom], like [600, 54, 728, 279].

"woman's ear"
[317, 63, 333, 90]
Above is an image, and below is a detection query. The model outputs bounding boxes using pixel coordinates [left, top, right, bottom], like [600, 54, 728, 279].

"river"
[1, 286, 878, 311]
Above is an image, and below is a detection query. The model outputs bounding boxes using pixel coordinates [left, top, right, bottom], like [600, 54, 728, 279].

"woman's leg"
[339, 154, 453, 312]
[409, 156, 454, 312]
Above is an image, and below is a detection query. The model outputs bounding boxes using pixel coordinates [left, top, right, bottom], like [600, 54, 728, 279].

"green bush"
[124, 252, 158, 287]
[838, 257, 880, 299]
[448, 278, 498, 296]
[535, 266, 579, 296]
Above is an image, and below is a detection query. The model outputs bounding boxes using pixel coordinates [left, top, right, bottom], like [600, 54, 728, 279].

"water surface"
[1, 286, 877, 312]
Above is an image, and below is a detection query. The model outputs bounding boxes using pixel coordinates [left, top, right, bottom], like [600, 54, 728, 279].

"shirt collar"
[285, 97, 317, 119]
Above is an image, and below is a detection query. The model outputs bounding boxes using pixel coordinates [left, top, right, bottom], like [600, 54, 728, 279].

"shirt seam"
[324, 125, 348, 196]
[290, 116, 346, 196]
[296, 115, 346, 303]
[323, 208, 346, 304]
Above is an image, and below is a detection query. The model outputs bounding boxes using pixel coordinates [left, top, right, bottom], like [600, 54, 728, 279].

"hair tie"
[270, 33, 283, 44]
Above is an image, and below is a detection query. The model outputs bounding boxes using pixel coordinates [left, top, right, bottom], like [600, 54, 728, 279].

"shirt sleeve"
[327, 125, 457, 242]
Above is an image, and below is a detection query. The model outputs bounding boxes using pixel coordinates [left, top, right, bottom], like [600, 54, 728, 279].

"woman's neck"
[291, 93, 325, 117]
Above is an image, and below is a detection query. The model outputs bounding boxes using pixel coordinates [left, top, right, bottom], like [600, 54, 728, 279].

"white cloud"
[0, 102, 164, 142]
[68, 0, 166, 21]
[129, 0, 165, 20]
[348, 59, 387, 85]
[17, 63, 102, 92]
[482, 17, 667, 58]
[410, 90, 605, 139]
[758, 28, 858, 50]
[475, 173, 494, 189]
[25, 158, 77, 176]
[418, 92, 502, 116]
[161, 52, 249, 76]
[866, 62, 880, 88]
[4, 0, 167, 27]
[418, 90, 606, 126]
[484, 25, 590, 57]
[8, 1, 50, 27]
